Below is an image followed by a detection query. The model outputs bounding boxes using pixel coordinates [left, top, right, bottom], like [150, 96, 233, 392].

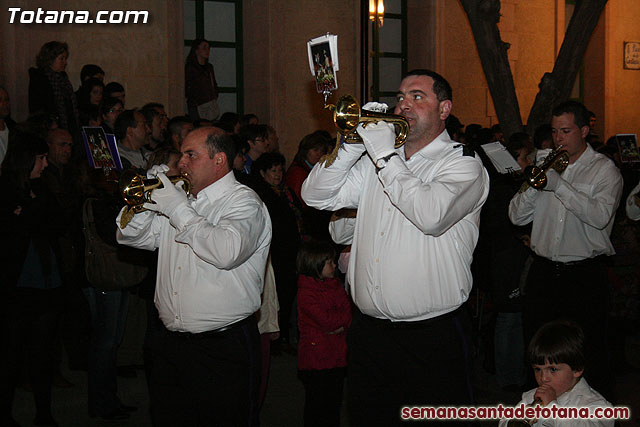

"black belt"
[532, 253, 607, 270]
[166, 315, 255, 339]
[360, 304, 465, 330]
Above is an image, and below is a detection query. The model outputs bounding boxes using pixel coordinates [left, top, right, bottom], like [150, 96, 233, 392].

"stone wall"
[600, 0, 640, 141]
[0, 1, 183, 120]
[243, 0, 360, 161]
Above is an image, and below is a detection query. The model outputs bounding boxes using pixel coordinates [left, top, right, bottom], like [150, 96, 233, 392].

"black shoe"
[89, 408, 130, 421]
[120, 404, 138, 413]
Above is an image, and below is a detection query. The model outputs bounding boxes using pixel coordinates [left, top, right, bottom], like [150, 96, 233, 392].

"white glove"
[543, 169, 561, 192]
[146, 164, 170, 179]
[142, 172, 188, 218]
[356, 121, 396, 161]
[362, 101, 388, 113]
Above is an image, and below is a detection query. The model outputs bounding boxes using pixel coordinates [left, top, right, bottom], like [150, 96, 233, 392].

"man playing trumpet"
[303, 69, 489, 425]
[116, 128, 272, 426]
[509, 100, 622, 399]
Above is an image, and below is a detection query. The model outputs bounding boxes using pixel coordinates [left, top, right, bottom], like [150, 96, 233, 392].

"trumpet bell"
[119, 170, 191, 212]
[119, 169, 148, 207]
[520, 146, 569, 191]
[333, 94, 362, 133]
[327, 94, 409, 148]
[523, 165, 547, 190]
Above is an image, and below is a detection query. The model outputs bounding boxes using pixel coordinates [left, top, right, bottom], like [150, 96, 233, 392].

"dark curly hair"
[251, 152, 286, 182]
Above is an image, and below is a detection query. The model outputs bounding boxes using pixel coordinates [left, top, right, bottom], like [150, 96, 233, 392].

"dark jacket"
[28, 67, 79, 133]
[0, 178, 65, 294]
[251, 180, 301, 273]
[185, 61, 218, 108]
[474, 173, 530, 311]
[28, 67, 56, 116]
[297, 275, 351, 371]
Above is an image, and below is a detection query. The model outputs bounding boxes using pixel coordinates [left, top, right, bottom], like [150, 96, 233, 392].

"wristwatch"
[375, 152, 399, 170]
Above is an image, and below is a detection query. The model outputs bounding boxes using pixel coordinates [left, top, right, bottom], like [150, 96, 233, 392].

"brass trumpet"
[521, 145, 569, 191]
[325, 94, 409, 148]
[119, 169, 191, 213]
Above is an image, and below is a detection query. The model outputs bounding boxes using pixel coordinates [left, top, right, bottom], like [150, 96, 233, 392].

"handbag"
[82, 198, 148, 291]
[196, 67, 220, 120]
[197, 98, 220, 121]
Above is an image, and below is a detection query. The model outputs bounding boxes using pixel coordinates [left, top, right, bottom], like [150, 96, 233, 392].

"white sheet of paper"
[481, 141, 521, 174]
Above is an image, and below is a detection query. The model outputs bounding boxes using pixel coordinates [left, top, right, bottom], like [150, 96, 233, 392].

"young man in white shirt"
[509, 100, 622, 400]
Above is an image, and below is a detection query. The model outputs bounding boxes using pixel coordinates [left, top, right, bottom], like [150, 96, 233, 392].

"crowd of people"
[1, 39, 639, 427]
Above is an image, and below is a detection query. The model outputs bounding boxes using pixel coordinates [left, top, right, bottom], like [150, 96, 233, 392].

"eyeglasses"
[108, 108, 124, 113]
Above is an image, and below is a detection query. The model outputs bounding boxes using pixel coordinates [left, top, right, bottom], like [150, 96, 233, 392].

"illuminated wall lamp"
[369, 0, 384, 26]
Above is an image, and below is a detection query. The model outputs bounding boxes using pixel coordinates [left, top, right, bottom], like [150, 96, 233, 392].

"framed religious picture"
[624, 41, 640, 70]
[82, 127, 123, 170]
[307, 33, 339, 93]
[616, 133, 640, 163]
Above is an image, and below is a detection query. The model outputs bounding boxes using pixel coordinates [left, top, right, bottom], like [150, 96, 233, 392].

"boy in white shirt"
[500, 320, 613, 426]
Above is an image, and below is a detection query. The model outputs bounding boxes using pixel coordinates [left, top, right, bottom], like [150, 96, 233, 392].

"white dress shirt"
[302, 130, 489, 321]
[117, 171, 272, 333]
[625, 180, 640, 221]
[498, 378, 613, 427]
[329, 216, 356, 245]
[509, 145, 622, 262]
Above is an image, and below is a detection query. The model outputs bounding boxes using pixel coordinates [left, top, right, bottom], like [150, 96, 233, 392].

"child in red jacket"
[297, 240, 352, 427]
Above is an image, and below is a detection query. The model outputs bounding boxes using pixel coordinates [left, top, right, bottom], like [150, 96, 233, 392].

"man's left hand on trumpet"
[356, 121, 396, 163]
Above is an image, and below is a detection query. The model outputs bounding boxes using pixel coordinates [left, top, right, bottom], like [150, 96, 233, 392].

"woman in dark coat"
[0, 130, 65, 427]
[185, 38, 219, 121]
[28, 41, 79, 135]
[251, 153, 302, 348]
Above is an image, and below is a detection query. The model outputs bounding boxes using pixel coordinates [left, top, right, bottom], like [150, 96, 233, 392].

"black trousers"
[150, 316, 261, 427]
[347, 306, 474, 426]
[299, 367, 345, 427]
[523, 256, 612, 400]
